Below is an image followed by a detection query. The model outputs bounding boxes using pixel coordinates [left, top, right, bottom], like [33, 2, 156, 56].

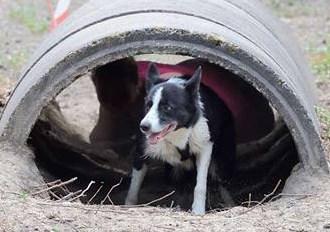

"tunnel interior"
[27, 55, 299, 211]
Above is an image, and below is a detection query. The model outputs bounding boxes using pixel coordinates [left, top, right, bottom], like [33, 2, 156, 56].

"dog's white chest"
[145, 117, 211, 169]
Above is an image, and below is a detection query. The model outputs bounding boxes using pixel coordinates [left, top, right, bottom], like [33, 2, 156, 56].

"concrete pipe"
[0, 0, 328, 178]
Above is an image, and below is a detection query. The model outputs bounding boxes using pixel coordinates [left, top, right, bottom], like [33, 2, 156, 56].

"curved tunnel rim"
[0, 10, 328, 176]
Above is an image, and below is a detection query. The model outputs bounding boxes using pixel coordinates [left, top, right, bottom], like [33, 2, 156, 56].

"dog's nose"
[140, 122, 151, 133]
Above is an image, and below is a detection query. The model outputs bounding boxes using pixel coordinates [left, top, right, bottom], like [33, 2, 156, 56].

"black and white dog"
[125, 63, 236, 215]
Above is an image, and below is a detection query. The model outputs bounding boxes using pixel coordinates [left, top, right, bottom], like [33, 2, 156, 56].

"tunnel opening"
[27, 55, 299, 211]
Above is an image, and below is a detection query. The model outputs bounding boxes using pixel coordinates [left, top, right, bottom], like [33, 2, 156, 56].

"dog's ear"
[185, 66, 202, 96]
[146, 63, 162, 92]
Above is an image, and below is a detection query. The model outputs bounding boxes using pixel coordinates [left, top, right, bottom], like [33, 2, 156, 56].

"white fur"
[141, 87, 163, 133]
[167, 77, 186, 86]
[145, 116, 210, 170]
[192, 141, 212, 215]
[145, 116, 213, 215]
[145, 127, 194, 170]
[125, 165, 148, 205]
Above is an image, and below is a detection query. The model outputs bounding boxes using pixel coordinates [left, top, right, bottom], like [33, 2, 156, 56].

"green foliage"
[19, 191, 29, 201]
[316, 106, 330, 139]
[8, 50, 28, 69]
[9, 4, 48, 33]
[311, 44, 330, 83]
[51, 227, 60, 232]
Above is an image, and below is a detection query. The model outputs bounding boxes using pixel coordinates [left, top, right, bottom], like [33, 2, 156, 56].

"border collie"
[125, 63, 236, 215]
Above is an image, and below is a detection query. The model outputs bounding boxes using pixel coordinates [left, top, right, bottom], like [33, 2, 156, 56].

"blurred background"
[0, 0, 329, 155]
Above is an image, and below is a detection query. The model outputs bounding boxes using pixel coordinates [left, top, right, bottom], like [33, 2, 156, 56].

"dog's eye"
[163, 105, 172, 112]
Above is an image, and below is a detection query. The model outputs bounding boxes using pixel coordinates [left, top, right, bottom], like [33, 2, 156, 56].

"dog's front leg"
[125, 163, 148, 205]
[192, 142, 213, 215]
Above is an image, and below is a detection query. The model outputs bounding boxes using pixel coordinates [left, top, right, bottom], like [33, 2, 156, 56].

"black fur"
[143, 64, 202, 130]
[145, 63, 163, 93]
[145, 82, 201, 129]
[178, 143, 194, 161]
[200, 83, 236, 179]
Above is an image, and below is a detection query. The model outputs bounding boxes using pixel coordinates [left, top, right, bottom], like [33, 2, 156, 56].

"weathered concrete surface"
[0, 141, 45, 193]
[0, 0, 328, 196]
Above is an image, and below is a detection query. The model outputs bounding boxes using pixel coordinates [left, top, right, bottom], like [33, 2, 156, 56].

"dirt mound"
[0, 142, 329, 232]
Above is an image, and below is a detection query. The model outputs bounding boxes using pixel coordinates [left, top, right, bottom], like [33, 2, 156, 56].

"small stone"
[323, 223, 330, 229]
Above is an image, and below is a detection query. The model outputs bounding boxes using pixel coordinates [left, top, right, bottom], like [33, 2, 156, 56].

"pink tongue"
[149, 133, 162, 144]
[149, 126, 170, 144]
[148, 124, 176, 144]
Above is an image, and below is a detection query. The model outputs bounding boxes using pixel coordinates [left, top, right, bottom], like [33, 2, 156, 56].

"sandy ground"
[0, 0, 330, 231]
[1, 164, 330, 232]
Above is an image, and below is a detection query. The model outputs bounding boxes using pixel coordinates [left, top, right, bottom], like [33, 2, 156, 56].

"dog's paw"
[124, 197, 137, 205]
[191, 202, 205, 215]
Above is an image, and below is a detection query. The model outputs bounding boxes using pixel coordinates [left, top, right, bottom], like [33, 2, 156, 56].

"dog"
[125, 63, 236, 215]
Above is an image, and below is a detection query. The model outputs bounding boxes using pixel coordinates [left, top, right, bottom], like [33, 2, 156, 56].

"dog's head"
[140, 63, 202, 144]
